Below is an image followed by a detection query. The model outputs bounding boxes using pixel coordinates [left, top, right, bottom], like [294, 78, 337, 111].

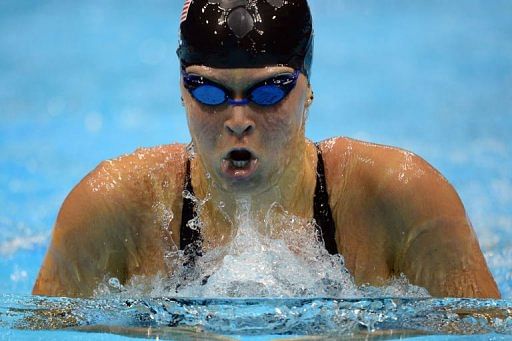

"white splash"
[99, 194, 429, 299]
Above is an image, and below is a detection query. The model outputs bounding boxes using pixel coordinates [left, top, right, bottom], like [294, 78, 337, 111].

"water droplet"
[108, 277, 122, 289]
[182, 190, 192, 199]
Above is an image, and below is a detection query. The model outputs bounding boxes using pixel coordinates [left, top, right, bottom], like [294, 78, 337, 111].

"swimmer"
[33, 0, 500, 298]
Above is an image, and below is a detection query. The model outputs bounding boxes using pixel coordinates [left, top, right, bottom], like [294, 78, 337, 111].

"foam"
[96, 194, 429, 299]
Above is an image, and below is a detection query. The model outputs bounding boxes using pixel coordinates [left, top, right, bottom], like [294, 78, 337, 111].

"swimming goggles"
[182, 70, 300, 107]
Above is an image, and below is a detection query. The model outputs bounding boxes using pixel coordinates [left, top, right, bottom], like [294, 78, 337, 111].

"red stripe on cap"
[181, 0, 192, 23]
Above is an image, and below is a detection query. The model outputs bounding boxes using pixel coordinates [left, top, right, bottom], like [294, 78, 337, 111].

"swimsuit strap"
[314, 143, 338, 255]
[179, 156, 200, 252]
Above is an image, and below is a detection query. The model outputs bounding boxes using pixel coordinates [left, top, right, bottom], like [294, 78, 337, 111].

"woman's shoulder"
[316, 136, 454, 214]
[317, 136, 444, 183]
[57, 142, 189, 252]
[83, 143, 189, 196]
[62, 143, 189, 224]
[93, 143, 188, 178]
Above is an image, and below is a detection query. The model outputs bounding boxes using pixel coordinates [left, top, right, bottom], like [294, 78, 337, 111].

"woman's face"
[182, 66, 311, 195]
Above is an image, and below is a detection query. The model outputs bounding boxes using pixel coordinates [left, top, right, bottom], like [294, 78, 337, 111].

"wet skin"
[33, 67, 500, 298]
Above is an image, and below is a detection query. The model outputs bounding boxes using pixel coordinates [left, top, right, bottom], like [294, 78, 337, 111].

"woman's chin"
[216, 164, 273, 195]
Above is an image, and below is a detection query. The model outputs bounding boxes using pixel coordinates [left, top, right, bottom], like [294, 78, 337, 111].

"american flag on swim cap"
[180, 0, 192, 23]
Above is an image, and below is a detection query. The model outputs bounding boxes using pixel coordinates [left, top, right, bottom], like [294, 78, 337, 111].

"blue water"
[0, 0, 511, 339]
[1, 295, 512, 339]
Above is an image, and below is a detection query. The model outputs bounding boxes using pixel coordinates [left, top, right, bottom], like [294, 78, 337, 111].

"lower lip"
[221, 158, 259, 180]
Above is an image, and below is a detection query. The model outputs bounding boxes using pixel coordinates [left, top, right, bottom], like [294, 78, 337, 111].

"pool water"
[1, 295, 512, 338]
[1, 0, 511, 339]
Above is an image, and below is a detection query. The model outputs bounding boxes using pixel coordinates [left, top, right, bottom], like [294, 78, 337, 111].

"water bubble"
[108, 277, 122, 290]
[186, 143, 196, 158]
[182, 190, 192, 199]
[187, 217, 201, 231]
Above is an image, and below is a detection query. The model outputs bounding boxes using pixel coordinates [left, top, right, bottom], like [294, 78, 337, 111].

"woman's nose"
[224, 108, 255, 138]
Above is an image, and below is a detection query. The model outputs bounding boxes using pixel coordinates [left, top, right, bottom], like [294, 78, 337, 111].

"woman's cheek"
[263, 113, 301, 148]
[189, 112, 220, 147]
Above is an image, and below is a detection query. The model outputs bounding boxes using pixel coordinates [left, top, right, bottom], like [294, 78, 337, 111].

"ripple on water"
[1, 295, 512, 337]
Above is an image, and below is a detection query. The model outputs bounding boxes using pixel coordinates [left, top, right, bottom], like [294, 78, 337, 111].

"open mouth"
[221, 148, 259, 180]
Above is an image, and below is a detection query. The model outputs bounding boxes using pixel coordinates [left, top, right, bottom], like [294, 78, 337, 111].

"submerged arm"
[33, 146, 186, 297]
[387, 154, 500, 298]
[32, 163, 134, 297]
[399, 215, 500, 298]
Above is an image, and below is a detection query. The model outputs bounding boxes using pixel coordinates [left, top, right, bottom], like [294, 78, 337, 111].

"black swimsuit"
[179, 144, 338, 255]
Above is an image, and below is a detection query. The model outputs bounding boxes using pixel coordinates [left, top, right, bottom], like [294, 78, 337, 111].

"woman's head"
[177, 0, 314, 195]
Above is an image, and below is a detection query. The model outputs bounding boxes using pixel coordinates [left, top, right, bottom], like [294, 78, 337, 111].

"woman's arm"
[321, 137, 500, 298]
[33, 144, 187, 297]
[33, 162, 133, 297]
[382, 152, 500, 298]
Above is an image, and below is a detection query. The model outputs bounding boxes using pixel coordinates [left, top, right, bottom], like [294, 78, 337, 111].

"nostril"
[243, 124, 253, 134]
[225, 125, 235, 134]
[225, 121, 254, 137]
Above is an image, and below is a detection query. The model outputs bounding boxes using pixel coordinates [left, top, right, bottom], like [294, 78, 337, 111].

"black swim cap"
[177, 0, 313, 78]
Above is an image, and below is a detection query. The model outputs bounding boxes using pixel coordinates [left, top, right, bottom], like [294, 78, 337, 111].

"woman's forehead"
[185, 65, 295, 84]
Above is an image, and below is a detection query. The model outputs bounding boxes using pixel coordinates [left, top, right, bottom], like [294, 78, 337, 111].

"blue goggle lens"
[191, 85, 226, 106]
[250, 85, 286, 106]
